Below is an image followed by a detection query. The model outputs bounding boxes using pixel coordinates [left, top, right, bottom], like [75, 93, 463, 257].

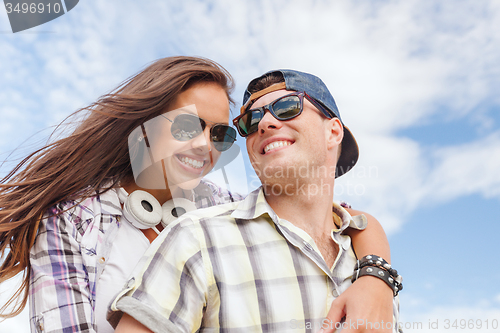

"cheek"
[246, 137, 255, 155]
[245, 138, 261, 166]
[158, 141, 191, 162]
[148, 129, 176, 158]
[210, 149, 222, 165]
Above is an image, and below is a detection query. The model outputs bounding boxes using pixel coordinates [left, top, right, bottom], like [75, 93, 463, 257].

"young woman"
[0, 56, 393, 333]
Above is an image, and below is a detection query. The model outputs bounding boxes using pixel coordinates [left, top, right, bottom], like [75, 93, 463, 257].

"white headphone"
[118, 188, 196, 233]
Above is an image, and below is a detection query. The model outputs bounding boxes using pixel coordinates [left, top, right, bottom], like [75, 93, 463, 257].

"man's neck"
[264, 181, 340, 268]
[263, 177, 336, 240]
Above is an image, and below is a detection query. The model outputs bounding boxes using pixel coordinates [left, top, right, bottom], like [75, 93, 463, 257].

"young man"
[109, 70, 401, 333]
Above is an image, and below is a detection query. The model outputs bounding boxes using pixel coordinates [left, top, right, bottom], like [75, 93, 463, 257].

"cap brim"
[336, 125, 359, 178]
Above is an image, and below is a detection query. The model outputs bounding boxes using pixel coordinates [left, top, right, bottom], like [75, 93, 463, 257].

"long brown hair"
[0, 56, 234, 318]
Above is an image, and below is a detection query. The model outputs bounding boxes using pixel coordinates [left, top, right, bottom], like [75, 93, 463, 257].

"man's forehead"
[251, 89, 291, 108]
[241, 82, 287, 114]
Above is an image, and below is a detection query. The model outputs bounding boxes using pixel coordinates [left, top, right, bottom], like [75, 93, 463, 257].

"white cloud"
[335, 134, 428, 233]
[334, 130, 500, 233]
[0, 309, 29, 333]
[0, 274, 30, 333]
[426, 132, 500, 201]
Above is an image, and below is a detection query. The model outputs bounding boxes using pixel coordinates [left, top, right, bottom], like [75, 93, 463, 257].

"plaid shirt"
[29, 180, 243, 333]
[109, 188, 398, 332]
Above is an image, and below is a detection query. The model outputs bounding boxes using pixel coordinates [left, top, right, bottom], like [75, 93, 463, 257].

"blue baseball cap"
[241, 69, 359, 177]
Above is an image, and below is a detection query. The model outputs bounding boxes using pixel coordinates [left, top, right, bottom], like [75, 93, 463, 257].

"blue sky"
[1, 1, 499, 332]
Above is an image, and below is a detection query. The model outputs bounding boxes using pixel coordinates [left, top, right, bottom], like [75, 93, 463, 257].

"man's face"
[245, 89, 340, 188]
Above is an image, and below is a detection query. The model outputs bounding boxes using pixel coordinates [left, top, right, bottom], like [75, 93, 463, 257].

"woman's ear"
[326, 117, 343, 150]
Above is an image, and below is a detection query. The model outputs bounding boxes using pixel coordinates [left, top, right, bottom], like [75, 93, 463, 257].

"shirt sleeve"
[29, 204, 96, 333]
[108, 220, 209, 333]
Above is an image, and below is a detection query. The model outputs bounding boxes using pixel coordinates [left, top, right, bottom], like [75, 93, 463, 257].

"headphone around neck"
[117, 188, 196, 233]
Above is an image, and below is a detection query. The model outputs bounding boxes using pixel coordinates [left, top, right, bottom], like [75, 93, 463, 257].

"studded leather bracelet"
[352, 255, 403, 296]
[356, 255, 399, 277]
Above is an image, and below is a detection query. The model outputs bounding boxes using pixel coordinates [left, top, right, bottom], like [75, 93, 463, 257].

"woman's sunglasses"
[164, 113, 236, 152]
[233, 91, 333, 137]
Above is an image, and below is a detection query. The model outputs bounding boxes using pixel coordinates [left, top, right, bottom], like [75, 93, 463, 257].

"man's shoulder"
[152, 201, 245, 256]
[343, 207, 377, 223]
[332, 202, 368, 231]
[158, 189, 263, 243]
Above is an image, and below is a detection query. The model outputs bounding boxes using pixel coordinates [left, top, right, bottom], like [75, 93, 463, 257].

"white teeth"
[180, 157, 204, 169]
[264, 141, 291, 154]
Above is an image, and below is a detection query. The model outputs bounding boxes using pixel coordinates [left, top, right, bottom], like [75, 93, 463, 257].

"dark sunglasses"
[163, 113, 236, 152]
[233, 91, 333, 137]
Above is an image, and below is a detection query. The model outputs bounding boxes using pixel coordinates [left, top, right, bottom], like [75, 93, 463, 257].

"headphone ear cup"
[123, 190, 162, 229]
[161, 198, 197, 227]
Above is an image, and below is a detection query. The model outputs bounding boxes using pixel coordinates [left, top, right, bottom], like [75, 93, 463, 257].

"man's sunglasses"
[164, 113, 236, 152]
[233, 91, 333, 137]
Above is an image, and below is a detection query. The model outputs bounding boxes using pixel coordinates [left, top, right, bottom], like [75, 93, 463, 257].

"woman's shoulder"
[197, 179, 245, 206]
[45, 187, 122, 236]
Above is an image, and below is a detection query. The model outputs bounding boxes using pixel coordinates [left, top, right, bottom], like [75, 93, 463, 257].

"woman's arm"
[322, 209, 395, 333]
[115, 314, 153, 333]
[345, 208, 391, 262]
[29, 205, 96, 333]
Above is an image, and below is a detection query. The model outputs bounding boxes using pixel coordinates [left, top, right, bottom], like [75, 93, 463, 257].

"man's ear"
[326, 117, 343, 150]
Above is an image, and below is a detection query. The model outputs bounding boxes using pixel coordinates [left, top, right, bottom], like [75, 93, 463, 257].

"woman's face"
[134, 82, 230, 192]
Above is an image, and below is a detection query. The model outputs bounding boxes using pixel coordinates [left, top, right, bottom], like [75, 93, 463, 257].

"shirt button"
[127, 278, 135, 288]
[332, 289, 339, 297]
[98, 257, 106, 264]
[38, 322, 44, 331]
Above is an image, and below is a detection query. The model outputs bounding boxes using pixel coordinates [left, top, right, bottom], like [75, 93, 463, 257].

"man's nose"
[257, 109, 283, 135]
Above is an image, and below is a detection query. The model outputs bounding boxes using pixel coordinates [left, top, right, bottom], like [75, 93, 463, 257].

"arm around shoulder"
[322, 208, 398, 332]
[344, 208, 391, 262]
